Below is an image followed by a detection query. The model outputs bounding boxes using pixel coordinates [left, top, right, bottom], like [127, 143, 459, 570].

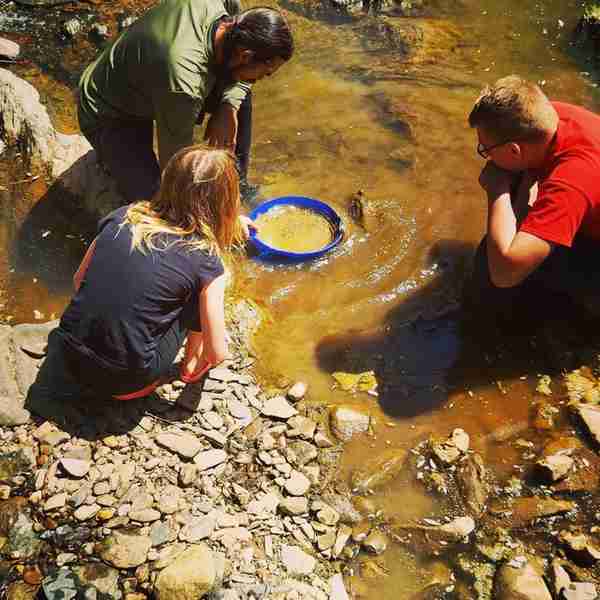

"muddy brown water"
[1, 0, 600, 596]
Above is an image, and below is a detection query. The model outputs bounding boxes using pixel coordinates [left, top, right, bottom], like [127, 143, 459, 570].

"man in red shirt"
[465, 75, 600, 323]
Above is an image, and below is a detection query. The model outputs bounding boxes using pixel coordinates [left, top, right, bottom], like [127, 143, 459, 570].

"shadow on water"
[316, 238, 600, 419]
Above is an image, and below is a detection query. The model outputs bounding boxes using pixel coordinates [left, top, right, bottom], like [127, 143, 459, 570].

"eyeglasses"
[477, 139, 511, 159]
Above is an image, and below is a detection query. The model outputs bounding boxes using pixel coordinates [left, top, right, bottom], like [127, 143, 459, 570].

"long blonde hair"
[124, 145, 243, 255]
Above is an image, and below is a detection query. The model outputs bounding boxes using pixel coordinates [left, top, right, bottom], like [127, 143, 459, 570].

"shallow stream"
[1, 0, 600, 596]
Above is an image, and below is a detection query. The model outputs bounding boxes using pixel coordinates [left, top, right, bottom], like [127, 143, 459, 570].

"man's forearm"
[486, 192, 518, 285]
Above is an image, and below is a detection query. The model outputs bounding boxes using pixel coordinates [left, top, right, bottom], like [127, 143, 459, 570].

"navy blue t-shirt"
[59, 205, 224, 372]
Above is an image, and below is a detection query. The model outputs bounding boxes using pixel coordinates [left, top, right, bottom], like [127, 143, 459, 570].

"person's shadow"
[316, 238, 600, 419]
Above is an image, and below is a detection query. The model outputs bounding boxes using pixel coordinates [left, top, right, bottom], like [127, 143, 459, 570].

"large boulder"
[0, 68, 124, 222]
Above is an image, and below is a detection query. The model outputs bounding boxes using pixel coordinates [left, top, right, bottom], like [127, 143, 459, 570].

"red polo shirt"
[519, 101, 600, 247]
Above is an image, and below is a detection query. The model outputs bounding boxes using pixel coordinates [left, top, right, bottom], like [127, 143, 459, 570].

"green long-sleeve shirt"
[78, 0, 249, 168]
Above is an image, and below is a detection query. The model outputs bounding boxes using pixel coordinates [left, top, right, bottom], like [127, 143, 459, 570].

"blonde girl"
[56, 145, 245, 399]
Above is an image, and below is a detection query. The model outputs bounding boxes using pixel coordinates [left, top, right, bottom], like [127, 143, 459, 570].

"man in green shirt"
[78, 0, 293, 202]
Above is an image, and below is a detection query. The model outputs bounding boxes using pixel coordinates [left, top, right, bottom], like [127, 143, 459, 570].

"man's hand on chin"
[478, 162, 516, 201]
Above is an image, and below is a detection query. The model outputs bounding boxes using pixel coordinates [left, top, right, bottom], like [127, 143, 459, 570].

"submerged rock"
[489, 497, 575, 528]
[330, 405, 370, 442]
[456, 453, 489, 517]
[348, 190, 380, 232]
[571, 404, 600, 446]
[430, 428, 469, 465]
[392, 516, 475, 555]
[97, 530, 151, 569]
[351, 447, 407, 493]
[558, 530, 600, 566]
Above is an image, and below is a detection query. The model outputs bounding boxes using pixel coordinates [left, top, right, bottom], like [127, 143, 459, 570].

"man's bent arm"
[486, 193, 552, 288]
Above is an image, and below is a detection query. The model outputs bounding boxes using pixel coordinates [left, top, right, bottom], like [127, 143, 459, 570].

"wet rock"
[456, 453, 489, 517]
[490, 497, 576, 528]
[455, 554, 495, 600]
[332, 370, 377, 393]
[536, 454, 574, 482]
[323, 492, 362, 524]
[287, 381, 307, 401]
[542, 437, 582, 456]
[558, 530, 600, 566]
[0, 38, 19, 60]
[571, 404, 600, 446]
[0, 449, 36, 480]
[280, 545, 316, 575]
[565, 370, 600, 404]
[155, 544, 215, 600]
[362, 530, 388, 554]
[392, 516, 475, 555]
[98, 530, 151, 568]
[348, 190, 380, 232]
[351, 447, 407, 493]
[261, 396, 297, 420]
[532, 402, 559, 430]
[0, 498, 43, 559]
[330, 405, 370, 442]
[42, 568, 80, 600]
[494, 556, 552, 600]
[430, 428, 469, 465]
[71, 563, 120, 600]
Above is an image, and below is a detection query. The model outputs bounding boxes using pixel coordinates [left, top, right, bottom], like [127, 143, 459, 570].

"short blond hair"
[468, 75, 558, 142]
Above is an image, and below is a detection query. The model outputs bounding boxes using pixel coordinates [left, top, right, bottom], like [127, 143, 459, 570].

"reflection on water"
[1, 0, 600, 595]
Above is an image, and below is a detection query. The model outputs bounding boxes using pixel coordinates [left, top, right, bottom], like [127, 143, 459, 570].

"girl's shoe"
[179, 360, 212, 384]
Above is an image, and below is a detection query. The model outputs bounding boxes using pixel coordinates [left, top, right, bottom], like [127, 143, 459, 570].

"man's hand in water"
[239, 215, 258, 239]
[205, 104, 238, 151]
[478, 162, 517, 202]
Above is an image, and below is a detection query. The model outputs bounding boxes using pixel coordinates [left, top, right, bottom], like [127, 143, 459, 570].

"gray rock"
[60, 458, 90, 479]
[157, 485, 181, 514]
[155, 544, 216, 600]
[156, 432, 202, 459]
[179, 514, 216, 542]
[150, 520, 177, 547]
[42, 568, 79, 600]
[330, 405, 370, 442]
[562, 582, 598, 600]
[194, 449, 228, 471]
[44, 493, 67, 511]
[74, 504, 100, 521]
[261, 396, 297, 420]
[286, 440, 318, 466]
[129, 508, 161, 523]
[287, 415, 317, 439]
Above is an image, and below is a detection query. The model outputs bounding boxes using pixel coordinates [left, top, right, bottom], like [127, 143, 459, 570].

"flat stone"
[280, 545, 316, 575]
[208, 367, 237, 382]
[44, 492, 67, 511]
[228, 398, 252, 421]
[261, 396, 297, 420]
[536, 454, 574, 482]
[330, 574, 350, 600]
[155, 433, 202, 459]
[179, 464, 198, 487]
[60, 458, 90, 478]
[150, 520, 177, 547]
[157, 485, 180, 514]
[495, 557, 552, 600]
[572, 404, 600, 446]
[284, 470, 311, 496]
[194, 449, 228, 471]
[562, 582, 598, 600]
[129, 508, 161, 523]
[74, 504, 100, 521]
[287, 415, 317, 440]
